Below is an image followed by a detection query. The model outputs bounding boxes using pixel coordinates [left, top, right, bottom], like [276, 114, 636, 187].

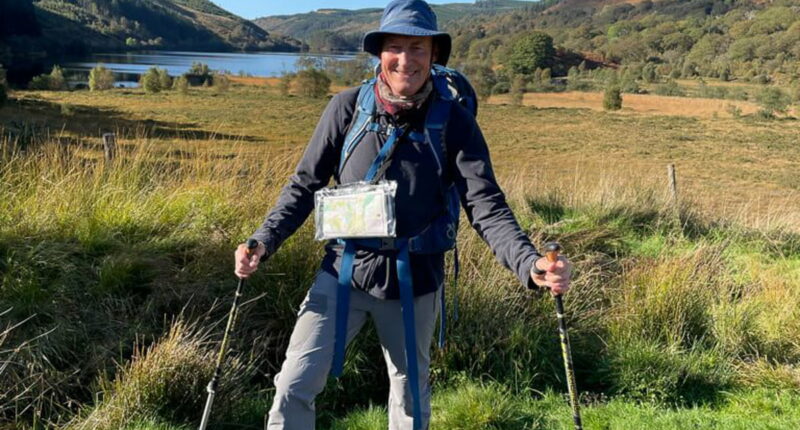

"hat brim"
[363, 29, 451, 67]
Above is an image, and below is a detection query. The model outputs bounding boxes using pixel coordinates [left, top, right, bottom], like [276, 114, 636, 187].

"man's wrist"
[531, 255, 546, 276]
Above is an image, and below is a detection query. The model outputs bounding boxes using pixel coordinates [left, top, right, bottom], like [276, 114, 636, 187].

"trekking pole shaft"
[199, 239, 257, 430]
[199, 277, 244, 430]
[555, 295, 582, 430]
[545, 242, 582, 430]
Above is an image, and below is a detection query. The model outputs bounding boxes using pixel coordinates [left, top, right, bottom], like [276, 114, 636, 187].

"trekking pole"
[544, 242, 583, 430]
[199, 238, 259, 430]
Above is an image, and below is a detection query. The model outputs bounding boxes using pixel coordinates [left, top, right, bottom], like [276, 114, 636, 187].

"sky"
[211, 0, 474, 19]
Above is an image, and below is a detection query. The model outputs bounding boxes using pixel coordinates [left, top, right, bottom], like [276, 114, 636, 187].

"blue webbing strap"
[339, 81, 376, 174]
[397, 238, 423, 430]
[364, 126, 403, 182]
[331, 240, 356, 377]
[331, 120, 404, 377]
[425, 87, 456, 349]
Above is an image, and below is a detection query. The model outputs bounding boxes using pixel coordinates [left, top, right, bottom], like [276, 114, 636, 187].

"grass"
[2, 82, 800, 428]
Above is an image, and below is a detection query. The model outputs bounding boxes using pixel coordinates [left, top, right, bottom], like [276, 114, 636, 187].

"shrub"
[491, 81, 510, 95]
[172, 75, 189, 94]
[28, 74, 53, 90]
[462, 63, 496, 102]
[322, 52, 373, 86]
[185, 62, 212, 86]
[213, 73, 230, 93]
[604, 85, 623, 110]
[157, 69, 172, 91]
[89, 65, 115, 91]
[509, 74, 526, 106]
[29, 65, 68, 91]
[278, 72, 293, 96]
[654, 79, 685, 97]
[292, 68, 330, 98]
[140, 67, 162, 94]
[757, 86, 791, 117]
[641, 63, 658, 83]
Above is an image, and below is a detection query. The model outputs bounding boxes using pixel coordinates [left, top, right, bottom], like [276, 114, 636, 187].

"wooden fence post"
[102, 133, 116, 161]
[667, 163, 680, 226]
[667, 163, 678, 203]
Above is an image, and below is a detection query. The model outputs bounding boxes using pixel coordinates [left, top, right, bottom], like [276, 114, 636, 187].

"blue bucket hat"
[363, 0, 452, 66]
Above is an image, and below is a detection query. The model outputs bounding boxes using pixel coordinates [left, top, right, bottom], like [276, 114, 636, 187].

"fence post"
[102, 133, 116, 161]
[667, 163, 680, 227]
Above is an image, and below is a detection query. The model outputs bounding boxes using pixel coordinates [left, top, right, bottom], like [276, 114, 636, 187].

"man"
[235, 0, 572, 428]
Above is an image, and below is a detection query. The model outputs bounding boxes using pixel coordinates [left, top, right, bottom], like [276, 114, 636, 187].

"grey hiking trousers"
[266, 268, 440, 430]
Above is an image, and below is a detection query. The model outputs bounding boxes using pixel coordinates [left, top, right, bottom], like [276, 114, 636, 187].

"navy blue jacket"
[251, 85, 541, 299]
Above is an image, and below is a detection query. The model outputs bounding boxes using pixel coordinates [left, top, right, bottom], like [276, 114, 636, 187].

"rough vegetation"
[2, 80, 800, 428]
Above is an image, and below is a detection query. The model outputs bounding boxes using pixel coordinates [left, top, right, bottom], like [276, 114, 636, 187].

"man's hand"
[234, 241, 267, 279]
[531, 255, 572, 295]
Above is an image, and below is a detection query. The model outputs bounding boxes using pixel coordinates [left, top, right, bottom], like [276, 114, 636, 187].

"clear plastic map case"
[314, 180, 398, 241]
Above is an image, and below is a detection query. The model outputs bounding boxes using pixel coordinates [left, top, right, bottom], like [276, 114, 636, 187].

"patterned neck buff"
[374, 72, 433, 115]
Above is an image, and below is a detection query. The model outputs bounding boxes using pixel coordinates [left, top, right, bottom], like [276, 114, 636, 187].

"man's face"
[380, 34, 434, 97]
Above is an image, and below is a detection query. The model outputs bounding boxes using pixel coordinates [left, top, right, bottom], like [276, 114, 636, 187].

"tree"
[292, 68, 330, 98]
[140, 67, 162, 94]
[505, 31, 555, 76]
[603, 85, 622, 111]
[49, 65, 67, 90]
[89, 65, 115, 91]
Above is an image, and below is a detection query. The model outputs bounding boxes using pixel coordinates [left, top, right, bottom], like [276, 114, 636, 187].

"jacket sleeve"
[249, 90, 357, 257]
[448, 106, 541, 289]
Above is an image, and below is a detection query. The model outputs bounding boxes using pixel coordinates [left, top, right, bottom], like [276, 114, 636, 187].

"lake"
[63, 50, 357, 87]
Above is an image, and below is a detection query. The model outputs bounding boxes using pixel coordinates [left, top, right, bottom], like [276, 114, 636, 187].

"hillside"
[255, 0, 800, 85]
[444, 0, 800, 83]
[0, 0, 302, 83]
[253, 0, 544, 52]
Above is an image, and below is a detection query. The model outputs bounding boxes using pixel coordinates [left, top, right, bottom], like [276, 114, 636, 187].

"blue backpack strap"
[330, 240, 356, 377]
[397, 238, 423, 430]
[339, 79, 377, 176]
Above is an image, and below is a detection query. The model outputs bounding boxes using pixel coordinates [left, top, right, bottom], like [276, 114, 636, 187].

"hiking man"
[235, 0, 572, 428]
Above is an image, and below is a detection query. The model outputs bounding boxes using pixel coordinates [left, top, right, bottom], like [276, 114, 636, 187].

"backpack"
[330, 65, 478, 430]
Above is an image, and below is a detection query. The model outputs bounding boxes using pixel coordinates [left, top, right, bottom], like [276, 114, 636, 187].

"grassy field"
[2, 82, 800, 429]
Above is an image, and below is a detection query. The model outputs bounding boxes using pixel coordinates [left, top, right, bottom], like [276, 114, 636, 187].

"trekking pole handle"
[544, 241, 561, 264]
[245, 238, 259, 255]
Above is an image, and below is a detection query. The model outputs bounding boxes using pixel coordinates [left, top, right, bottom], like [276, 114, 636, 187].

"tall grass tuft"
[69, 319, 255, 429]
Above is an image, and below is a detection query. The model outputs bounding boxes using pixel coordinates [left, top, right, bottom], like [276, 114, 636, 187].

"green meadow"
[2, 83, 800, 429]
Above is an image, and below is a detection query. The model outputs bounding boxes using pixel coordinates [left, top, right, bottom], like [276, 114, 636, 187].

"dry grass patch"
[490, 91, 762, 118]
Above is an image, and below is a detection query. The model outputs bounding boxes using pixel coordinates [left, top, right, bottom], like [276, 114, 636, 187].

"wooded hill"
[258, 0, 800, 84]
[0, 0, 303, 83]
[254, 0, 542, 52]
[445, 0, 800, 82]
